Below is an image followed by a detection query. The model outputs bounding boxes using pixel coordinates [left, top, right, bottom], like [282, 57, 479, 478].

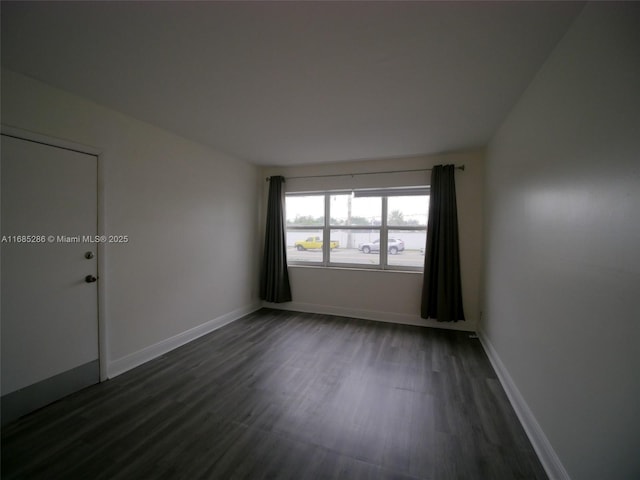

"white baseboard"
[263, 301, 475, 332]
[478, 331, 570, 480]
[107, 302, 262, 379]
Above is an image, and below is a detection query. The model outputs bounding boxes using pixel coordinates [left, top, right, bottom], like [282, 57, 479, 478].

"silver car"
[358, 238, 405, 255]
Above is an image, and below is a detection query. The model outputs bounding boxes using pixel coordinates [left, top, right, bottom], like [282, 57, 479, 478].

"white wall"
[483, 3, 640, 479]
[263, 151, 484, 332]
[1, 70, 261, 378]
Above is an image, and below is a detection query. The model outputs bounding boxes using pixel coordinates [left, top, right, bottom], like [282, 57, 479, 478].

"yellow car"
[294, 236, 339, 251]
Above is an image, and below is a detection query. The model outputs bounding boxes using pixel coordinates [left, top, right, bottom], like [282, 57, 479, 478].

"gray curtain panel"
[260, 176, 292, 303]
[421, 165, 465, 322]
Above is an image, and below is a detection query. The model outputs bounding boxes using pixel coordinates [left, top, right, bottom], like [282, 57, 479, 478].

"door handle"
[85, 275, 97, 283]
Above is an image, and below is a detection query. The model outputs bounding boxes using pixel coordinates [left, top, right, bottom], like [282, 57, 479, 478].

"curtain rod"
[265, 165, 464, 182]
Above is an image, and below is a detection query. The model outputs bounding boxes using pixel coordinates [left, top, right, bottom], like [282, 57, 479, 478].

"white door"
[1, 134, 99, 419]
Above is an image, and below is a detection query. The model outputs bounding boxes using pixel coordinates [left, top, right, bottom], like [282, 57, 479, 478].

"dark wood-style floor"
[2, 309, 547, 480]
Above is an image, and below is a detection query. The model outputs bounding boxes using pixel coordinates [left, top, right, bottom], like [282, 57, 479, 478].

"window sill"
[287, 264, 423, 275]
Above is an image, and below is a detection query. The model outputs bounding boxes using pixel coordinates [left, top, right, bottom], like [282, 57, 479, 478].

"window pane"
[329, 194, 381, 226]
[387, 195, 429, 227]
[287, 230, 323, 263]
[387, 230, 426, 269]
[329, 229, 380, 265]
[286, 195, 324, 226]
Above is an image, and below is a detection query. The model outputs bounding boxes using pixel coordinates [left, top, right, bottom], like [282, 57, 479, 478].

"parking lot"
[287, 247, 424, 268]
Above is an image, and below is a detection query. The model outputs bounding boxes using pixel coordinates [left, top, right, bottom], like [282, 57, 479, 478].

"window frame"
[285, 188, 429, 272]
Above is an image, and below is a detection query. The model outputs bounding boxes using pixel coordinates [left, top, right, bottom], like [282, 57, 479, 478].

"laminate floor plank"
[1, 309, 547, 479]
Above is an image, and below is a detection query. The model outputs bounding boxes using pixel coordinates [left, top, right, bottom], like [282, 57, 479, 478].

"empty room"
[1, 1, 638, 479]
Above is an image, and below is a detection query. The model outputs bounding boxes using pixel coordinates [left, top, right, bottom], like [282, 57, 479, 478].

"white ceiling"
[1, 1, 583, 166]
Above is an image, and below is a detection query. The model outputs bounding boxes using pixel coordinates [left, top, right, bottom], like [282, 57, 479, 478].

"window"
[285, 195, 324, 264]
[286, 187, 429, 271]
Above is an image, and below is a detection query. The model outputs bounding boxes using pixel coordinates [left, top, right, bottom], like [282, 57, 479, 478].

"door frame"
[1, 124, 108, 382]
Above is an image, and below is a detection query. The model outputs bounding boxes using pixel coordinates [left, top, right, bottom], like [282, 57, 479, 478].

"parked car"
[294, 236, 339, 251]
[358, 238, 405, 255]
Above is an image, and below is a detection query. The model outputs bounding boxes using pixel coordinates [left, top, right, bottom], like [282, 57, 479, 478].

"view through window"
[285, 188, 429, 270]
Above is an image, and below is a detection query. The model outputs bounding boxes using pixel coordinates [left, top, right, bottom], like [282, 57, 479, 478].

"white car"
[358, 238, 405, 255]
